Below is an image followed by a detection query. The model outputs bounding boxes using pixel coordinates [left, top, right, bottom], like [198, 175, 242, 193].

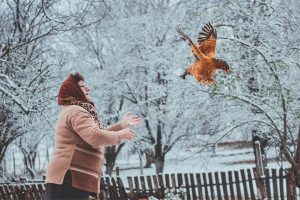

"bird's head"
[215, 59, 230, 73]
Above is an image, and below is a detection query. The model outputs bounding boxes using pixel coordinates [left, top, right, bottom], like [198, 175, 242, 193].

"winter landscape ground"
[115, 140, 290, 178]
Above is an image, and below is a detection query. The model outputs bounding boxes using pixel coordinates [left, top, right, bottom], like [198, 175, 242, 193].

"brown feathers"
[177, 22, 230, 86]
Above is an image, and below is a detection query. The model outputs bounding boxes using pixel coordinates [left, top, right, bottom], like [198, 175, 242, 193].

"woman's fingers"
[119, 128, 136, 141]
[129, 115, 142, 124]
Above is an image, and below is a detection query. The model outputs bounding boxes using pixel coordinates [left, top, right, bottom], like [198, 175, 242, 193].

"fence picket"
[234, 171, 242, 200]
[286, 170, 291, 200]
[247, 169, 255, 200]
[127, 176, 135, 199]
[165, 174, 170, 188]
[146, 175, 154, 197]
[265, 168, 271, 199]
[184, 173, 191, 199]
[279, 168, 285, 199]
[271, 169, 278, 200]
[190, 173, 197, 199]
[170, 173, 176, 189]
[140, 176, 147, 198]
[208, 172, 215, 200]
[158, 174, 164, 198]
[202, 173, 210, 200]
[215, 172, 222, 200]
[221, 172, 229, 200]
[177, 173, 183, 188]
[240, 169, 249, 200]
[228, 171, 235, 200]
[133, 176, 140, 198]
[117, 177, 127, 200]
[105, 177, 114, 200]
[196, 173, 204, 200]
[152, 175, 159, 197]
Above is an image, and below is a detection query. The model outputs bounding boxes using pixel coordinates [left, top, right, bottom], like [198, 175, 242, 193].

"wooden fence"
[1, 168, 300, 200]
[123, 168, 300, 200]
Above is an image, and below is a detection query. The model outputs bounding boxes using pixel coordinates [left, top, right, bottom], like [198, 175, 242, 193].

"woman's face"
[78, 80, 91, 101]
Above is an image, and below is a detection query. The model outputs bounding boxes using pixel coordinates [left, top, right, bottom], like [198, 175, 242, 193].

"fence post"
[253, 136, 267, 200]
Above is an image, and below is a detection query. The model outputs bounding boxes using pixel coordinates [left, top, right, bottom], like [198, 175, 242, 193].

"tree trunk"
[144, 149, 155, 168]
[104, 144, 125, 176]
[155, 156, 165, 174]
[105, 160, 115, 176]
[137, 150, 143, 175]
[288, 169, 297, 200]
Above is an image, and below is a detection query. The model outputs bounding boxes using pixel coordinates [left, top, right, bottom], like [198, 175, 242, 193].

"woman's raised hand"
[121, 112, 142, 128]
[118, 128, 136, 141]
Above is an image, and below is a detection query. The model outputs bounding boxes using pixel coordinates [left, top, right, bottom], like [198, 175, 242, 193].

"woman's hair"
[73, 72, 84, 82]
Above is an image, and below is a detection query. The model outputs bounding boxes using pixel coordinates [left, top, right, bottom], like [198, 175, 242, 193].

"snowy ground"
[2, 140, 290, 181]
[114, 143, 290, 179]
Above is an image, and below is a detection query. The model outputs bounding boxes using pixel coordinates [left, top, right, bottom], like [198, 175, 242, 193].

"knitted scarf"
[57, 74, 103, 129]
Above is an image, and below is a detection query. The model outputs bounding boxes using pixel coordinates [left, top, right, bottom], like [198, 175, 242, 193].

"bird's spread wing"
[197, 22, 217, 58]
[177, 28, 207, 61]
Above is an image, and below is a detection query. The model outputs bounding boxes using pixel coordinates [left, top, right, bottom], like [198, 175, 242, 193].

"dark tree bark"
[105, 143, 126, 176]
[144, 149, 155, 168]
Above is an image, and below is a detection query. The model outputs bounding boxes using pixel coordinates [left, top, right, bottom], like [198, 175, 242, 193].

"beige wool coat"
[46, 105, 123, 193]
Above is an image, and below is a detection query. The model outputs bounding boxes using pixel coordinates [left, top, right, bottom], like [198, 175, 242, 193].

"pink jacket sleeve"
[68, 107, 121, 148]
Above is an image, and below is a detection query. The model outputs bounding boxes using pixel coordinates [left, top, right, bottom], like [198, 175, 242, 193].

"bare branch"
[0, 85, 31, 114]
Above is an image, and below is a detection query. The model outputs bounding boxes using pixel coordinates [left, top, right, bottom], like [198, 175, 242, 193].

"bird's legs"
[180, 69, 190, 79]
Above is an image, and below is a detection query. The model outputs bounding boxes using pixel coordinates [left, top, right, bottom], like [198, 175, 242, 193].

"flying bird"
[177, 22, 230, 85]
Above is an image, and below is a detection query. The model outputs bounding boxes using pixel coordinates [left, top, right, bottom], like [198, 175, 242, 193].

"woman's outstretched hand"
[121, 112, 142, 128]
[118, 128, 136, 141]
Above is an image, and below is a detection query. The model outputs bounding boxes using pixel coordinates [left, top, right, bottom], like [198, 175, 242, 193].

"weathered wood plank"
[117, 177, 127, 200]
[140, 176, 147, 198]
[158, 174, 164, 198]
[127, 176, 135, 199]
[221, 172, 229, 200]
[152, 175, 159, 197]
[271, 169, 278, 200]
[177, 173, 183, 188]
[134, 176, 140, 198]
[202, 173, 210, 200]
[196, 173, 204, 200]
[286, 170, 291, 200]
[189, 173, 197, 199]
[184, 173, 191, 199]
[147, 175, 154, 197]
[170, 173, 176, 189]
[240, 169, 249, 200]
[228, 171, 235, 200]
[265, 169, 271, 200]
[215, 172, 222, 200]
[279, 168, 284, 200]
[165, 174, 170, 188]
[208, 172, 215, 200]
[247, 169, 255, 200]
[234, 171, 242, 200]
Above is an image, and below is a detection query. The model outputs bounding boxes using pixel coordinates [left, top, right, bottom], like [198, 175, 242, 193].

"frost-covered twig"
[0, 59, 27, 67]
[0, 85, 31, 114]
[0, 74, 18, 89]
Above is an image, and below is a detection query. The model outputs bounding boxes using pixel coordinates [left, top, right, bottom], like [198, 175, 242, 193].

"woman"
[45, 72, 141, 200]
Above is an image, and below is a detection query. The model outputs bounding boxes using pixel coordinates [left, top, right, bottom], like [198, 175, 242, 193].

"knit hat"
[58, 74, 88, 105]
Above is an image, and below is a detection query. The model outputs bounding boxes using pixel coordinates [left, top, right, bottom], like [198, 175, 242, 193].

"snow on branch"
[0, 59, 27, 67]
[0, 73, 18, 89]
[41, 0, 65, 24]
[0, 85, 30, 114]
